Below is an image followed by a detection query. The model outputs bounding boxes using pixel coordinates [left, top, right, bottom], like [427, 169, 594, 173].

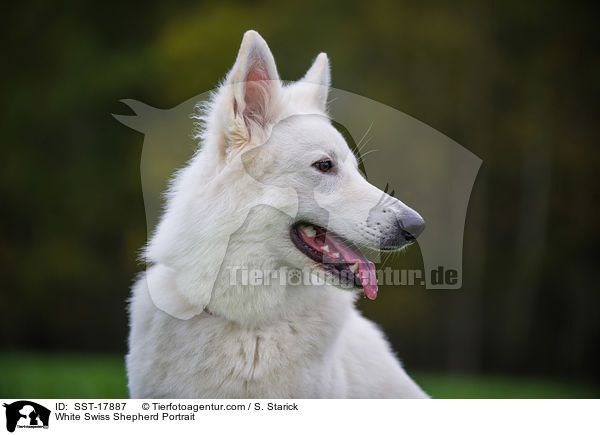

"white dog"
[127, 30, 428, 398]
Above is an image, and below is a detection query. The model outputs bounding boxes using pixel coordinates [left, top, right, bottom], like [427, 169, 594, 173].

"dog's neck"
[202, 283, 358, 331]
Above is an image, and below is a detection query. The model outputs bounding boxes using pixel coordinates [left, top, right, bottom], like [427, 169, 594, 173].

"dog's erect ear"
[226, 30, 281, 143]
[300, 53, 330, 111]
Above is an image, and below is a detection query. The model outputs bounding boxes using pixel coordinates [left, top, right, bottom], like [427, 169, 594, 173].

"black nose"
[378, 211, 426, 249]
[400, 213, 426, 240]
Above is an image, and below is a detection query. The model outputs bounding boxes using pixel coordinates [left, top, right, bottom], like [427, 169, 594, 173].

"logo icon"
[3, 401, 50, 433]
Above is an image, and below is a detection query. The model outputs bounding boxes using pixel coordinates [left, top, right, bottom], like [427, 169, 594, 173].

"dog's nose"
[367, 199, 425, 249]
[400, 213, 425, 240]
[376, 209, 425, 249]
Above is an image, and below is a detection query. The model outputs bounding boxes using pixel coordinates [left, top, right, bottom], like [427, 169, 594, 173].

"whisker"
[358, 149, 379, 161]
[356, 121, 374, 150]
[356, 136, 373, 156]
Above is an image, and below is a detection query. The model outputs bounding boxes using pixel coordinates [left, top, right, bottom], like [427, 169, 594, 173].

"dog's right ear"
[223, 30, 282, 148]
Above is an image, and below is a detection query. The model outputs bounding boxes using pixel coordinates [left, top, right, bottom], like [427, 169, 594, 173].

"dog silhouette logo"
[3, 401, 50, 433]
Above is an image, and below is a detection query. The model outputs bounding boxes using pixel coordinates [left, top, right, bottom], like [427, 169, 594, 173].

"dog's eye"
[312, 159, 334, 173]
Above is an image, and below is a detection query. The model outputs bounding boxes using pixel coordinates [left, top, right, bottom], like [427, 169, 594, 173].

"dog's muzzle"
[367, 203, 426, 250]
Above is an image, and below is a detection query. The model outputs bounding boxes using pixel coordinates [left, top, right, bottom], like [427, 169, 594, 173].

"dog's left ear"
[226, 30, 282, 144]
[299, 53, 331, 112]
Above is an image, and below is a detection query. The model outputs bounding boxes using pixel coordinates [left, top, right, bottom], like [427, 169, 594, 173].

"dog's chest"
[170, 316, 339, 398]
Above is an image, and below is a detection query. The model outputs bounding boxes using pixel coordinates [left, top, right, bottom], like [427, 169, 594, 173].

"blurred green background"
[1, 0, 598, 398]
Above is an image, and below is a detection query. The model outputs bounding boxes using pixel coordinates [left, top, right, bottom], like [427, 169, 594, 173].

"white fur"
[127, 30, 428, 398]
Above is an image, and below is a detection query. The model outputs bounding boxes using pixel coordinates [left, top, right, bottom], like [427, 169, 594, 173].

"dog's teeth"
[302, 225, 317, 238]
[349, 263, 359, 274]
[322, 245, 330, 253]
[331, 252, 340, 258]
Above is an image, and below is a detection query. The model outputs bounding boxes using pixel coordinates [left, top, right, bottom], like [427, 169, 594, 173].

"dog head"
[145, 31, 424, 325]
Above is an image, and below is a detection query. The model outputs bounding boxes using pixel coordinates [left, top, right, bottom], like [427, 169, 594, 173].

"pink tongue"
[325, 234, 379, 300]
[358, 261, 378, 300]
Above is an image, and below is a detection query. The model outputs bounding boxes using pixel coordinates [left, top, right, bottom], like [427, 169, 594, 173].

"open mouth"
[290, 222, 378, 300]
